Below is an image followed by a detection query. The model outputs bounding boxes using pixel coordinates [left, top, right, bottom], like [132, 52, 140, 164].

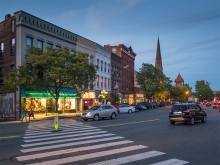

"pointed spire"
[155, 37, 163, 72]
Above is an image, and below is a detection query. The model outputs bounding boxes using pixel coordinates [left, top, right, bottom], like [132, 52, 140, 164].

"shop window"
[11, 38, 15, 55]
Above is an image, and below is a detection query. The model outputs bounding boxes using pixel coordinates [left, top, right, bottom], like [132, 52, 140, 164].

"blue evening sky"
[0, 0, 219, 91]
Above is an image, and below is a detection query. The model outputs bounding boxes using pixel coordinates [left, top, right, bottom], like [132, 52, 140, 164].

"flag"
[114, 83, 119, 89]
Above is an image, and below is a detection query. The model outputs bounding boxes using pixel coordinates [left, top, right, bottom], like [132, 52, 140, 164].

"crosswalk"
[16, 119, 189, 165]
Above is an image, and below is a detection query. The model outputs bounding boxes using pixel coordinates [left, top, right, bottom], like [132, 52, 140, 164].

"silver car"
[81, 104, 118, 121]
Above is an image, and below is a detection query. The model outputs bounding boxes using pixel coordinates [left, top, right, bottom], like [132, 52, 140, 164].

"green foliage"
[2, 46, 97, 112]
[195, 80, 213, 101]
[170, 86, 190, 102]
[215, 91, 220, 98]
[136, 63, 172, 101]
[110, 90, 120, 105]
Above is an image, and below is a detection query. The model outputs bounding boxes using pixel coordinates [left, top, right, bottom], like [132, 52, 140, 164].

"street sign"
[54, 113, 59, 130]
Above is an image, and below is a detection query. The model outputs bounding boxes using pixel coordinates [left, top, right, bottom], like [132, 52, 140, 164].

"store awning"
[21, 86, 79, 98]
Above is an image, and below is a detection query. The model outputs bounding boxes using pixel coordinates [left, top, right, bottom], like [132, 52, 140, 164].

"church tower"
[155, 37, 163, 72]
[175, 73, 184, 86]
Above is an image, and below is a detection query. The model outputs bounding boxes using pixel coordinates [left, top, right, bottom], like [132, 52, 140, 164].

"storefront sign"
[101, 90, 108, 95]
[82, 92, 95, 99]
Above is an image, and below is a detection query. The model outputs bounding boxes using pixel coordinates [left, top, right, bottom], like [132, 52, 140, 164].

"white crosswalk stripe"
[16, 119, 190, 165]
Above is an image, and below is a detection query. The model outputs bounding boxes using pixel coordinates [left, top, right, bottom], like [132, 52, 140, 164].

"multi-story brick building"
[0, 10, 111, 119]
[105, 44, 136, 104]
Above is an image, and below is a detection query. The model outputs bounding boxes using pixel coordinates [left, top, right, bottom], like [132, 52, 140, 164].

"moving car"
[169, 103, 207, 125]
[213, 102, 220, 109]
[206, 102, 211, 106]
[81, 104, 118, 121]
[118, 104, 135, 113]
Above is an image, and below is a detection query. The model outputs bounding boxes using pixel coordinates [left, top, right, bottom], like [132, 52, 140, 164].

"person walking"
[29, 107, 35, 120]
[21, 107, 28, 122]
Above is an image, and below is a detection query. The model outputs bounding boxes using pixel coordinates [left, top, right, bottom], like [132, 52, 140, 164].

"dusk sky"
[1, 0, 219, 91]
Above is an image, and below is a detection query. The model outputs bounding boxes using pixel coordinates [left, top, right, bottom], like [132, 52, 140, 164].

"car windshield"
[89, 106, 101, 110]
[171, 105, 188, 111]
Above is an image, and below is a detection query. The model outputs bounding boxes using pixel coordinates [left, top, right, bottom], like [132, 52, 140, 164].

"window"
[104, 62, 106, 72]
[89, 56, 93, 65]
[100, 77, 103, 87]
[101, 61, 103, 71]
[97, 59, 99, 70]
[0, 68, 3, 84]
[108, 64, 110, 73]
[70, 50, 74, 55]
[37, 40, 43, 50]
[10, 64, 15, 70]
[47, 43, 53, 48]
[108, 78, 110, 89]
[11, 38, 15, 54]
[56, 45, 61, 49]
[0, 42, 4, 58]
[11, 20, 14, 33]
[104, 78, 107, 88]
[112, 48, 116, 53]
[26, 37, 33, 53]
[97, 75, 99, 87]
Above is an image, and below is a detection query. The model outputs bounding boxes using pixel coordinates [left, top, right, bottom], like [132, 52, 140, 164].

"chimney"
[5, 14, 11, 20]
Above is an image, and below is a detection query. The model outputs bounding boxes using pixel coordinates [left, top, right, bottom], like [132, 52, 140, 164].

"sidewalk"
[0, 112, 82, 125]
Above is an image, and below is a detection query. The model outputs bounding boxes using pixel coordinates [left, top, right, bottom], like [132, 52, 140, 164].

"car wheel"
[189, 117, 195, 125]
[201, 115, 207, 123]
[170, 120, 175, 125]
[83, 118, 88, 121]
[93, 114, 99, 121]
[128, 109, 132, 113]
[111, 113, 116, 119]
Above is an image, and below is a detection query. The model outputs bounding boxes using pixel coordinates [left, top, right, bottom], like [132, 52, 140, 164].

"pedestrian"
[21, 107, 28, 122]
[29, 107, 35, 120]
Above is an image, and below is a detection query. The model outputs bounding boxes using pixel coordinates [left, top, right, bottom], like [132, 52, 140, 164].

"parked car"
[118, 104, 135, 113]
[136, 102, 152, 110]
[150, 102, 157, 108]
[169, 103, 207, 125]
[160, 102, 166, 106]
[206, 102, 212, 106]
[81, 104, 118, 121]
[153, 102, 160, 107]
[213, 102, 220, 109]
[130, 104, 137, 111]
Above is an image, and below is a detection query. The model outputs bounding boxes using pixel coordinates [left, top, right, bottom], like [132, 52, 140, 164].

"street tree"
[170, 85, 189, 102]
[110, 90, 120, 105]
[2, 46, 97, 113]
[136, 63, 172, 101]
[195, 80, 213, 101]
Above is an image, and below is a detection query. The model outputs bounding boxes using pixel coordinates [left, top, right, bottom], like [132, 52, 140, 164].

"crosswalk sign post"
[54, 113, 59, 130]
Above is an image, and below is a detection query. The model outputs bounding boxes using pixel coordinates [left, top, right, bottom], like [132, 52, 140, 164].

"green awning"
[21, 86, 79, 98]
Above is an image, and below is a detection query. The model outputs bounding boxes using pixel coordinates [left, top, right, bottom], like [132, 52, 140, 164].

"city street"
[0, 105, 219, 165]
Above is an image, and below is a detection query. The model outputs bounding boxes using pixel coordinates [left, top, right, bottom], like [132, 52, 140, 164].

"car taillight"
[169, 110, 173, 113]
[183, 110, 190, 113]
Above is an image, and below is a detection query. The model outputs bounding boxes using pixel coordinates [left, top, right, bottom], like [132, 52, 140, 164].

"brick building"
[105, 44, 136, 104]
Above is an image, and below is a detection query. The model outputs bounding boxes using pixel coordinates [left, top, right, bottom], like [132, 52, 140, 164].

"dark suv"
[169, 103, 207, 125]
[136, 102, 152, 110]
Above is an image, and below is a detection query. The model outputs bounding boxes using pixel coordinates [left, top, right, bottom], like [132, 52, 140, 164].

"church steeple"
[155, 37, 163, 72]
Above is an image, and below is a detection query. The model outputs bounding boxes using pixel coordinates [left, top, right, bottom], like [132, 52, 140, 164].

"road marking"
[22, 133, 115, 147]
[88, 150, 165, 165]
[25, 125, 94, 133]
[99, 119, 160, 128]
[24, 128, 102, 139]
[16, 140, 134, 161]
[0, 135, 19, 140]
[27, 145, 147, 165]
[21, 136, 124, 153]
[149, 158, 189, 165]
[24, 130, 108, 142]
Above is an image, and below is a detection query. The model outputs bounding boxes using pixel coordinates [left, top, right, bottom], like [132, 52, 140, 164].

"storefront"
[21, 87, 79, 114]
[95, 90, 109, 105]
[128, 94, 134, 104]
[81, 92, 95, 110]
[135, 93, 144, 103]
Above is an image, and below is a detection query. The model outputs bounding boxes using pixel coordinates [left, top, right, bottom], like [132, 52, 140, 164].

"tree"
[215, 91, 220, 98]
[2, 46, 97, 113]
[195, 80, 213, 101]
[110, 90, 120, 105]
[170, 86, 189, 102]
[136, 63, 172, 101]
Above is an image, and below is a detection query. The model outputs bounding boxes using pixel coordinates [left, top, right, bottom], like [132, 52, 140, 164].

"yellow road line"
[99, 119, 160, 128]
[0, 135, 20, 140]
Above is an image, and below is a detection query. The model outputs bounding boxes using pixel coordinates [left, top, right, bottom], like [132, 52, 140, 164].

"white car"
[118, 104, 135, 113]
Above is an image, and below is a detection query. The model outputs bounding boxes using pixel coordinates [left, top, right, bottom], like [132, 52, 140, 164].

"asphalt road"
[0, 105, 219, 165]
